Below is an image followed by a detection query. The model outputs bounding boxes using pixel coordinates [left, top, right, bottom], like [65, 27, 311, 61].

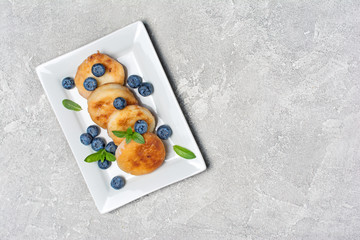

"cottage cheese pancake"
[87, 83, 138, 129]
[115, 133, 165, 175]
[75, 52, 125, 98]
[107, 105, 155, 145]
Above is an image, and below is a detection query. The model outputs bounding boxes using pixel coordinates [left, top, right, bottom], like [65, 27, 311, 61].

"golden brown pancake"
[87, 83, 138, 129]
[115, 133, 165, 175]
[107, 105, 155, 145]
[75, 52, 125, 98]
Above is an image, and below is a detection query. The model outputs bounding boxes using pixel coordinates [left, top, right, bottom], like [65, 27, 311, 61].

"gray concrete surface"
[1, 0, 360, 239]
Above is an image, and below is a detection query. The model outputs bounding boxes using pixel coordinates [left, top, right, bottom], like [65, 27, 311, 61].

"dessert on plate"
[87, 83, 138, 129]
[74, 52, 165, 177]
[107, 105, 155, 145]
[75, 52, 125, 98]
[115, 132, 165, 175]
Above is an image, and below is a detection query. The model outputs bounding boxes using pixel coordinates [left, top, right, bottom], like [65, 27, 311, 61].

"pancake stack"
[75, 52, 165, 175]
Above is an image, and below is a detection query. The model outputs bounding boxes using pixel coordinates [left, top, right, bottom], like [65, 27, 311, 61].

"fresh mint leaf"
[84, 149, 107, 163]
[173, 145, 196, 159]
[132, 132, 145, 144]
[84, 150, 102, 163]
[125, 135, 131, 144]
[100, 149, 106, 162]
[112, 131, 127, 138]
[62, 99, 82, 111]
[113, 127, 144, 145]
[105, 151, 116, 162]
[126, 127, 133, 136]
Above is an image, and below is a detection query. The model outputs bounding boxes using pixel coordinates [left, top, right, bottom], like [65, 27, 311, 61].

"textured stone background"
[1, 0, 360, 239]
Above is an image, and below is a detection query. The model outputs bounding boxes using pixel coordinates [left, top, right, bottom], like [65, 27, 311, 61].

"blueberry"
[91, 137, 106, 151]
[92, 63, 106, 77]
[62, 77, 75, 89]
[156, 125, 172, 140]
[113, 97, 127, 110]
[105, 142, 117, 154]
[80, 133, 93, 145]
[98, 160, 111, 169]
[83, 77, 98, 91]
[134, 120, 148, 134]
[111, 176, 125, 190]
[87, 125, 100, 138]
[138, 82, 154, 96]
[127, 75, 142, 88]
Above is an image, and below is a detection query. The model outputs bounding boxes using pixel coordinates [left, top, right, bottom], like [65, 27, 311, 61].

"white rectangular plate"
[36, 21, 206, 213]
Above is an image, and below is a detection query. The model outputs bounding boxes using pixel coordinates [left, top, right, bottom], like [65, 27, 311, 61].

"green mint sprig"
[112, 127, 145, 144]
[173, 145, 196, 159]
[62, 99, 82, 111]
[84, 149, 116, 163]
